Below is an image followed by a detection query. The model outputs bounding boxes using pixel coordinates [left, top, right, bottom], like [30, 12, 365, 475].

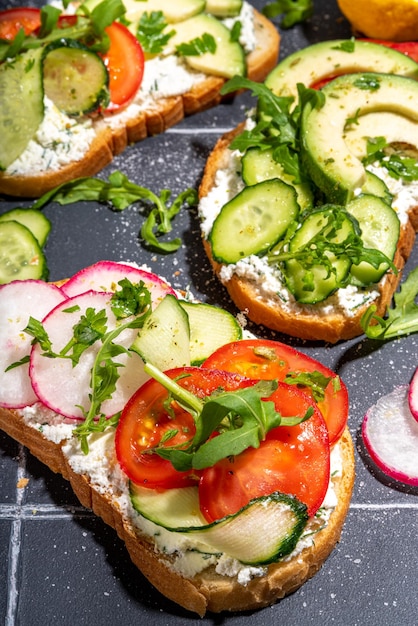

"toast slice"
[198, 126, 418, 344]
[0, 8, 279, 198]
[0, 401, 354, 616]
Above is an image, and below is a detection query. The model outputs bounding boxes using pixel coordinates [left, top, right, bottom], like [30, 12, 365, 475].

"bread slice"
[198, 127, 418, 343]
[0, 399, 354, 616]
[0, 9, 279, 199]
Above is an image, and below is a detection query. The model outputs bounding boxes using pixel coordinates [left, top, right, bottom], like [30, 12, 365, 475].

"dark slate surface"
[1, 1, 418, 625]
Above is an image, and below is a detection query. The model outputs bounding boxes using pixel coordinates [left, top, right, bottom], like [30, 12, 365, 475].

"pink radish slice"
[29, 291, 149, 419]
[362, 385, 418, 486]
[407, 367, 418, 423]
[0, 280, 67, 408]
[61, 261, 176, 304]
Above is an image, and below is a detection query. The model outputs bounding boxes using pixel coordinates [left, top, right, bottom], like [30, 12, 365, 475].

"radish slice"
[29, 291, 149, 419]
[61, 261, 176, 304]
[0, 280, 67, 408]
[407, 367, 418, 423]
[362, 385, 418, 486]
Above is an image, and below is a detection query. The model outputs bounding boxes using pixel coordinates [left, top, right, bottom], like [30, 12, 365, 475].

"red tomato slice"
[115, 367, 252, 489]
[199, 382, 330, 522]
[202, 339, 348, 446]
[101, 22, 144, 110]
[0, 7, 41, 40]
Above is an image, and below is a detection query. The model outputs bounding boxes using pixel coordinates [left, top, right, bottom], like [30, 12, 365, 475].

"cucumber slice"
[179, 300, 242, 365]
[0, 221, 48, 284]
[210, 179, 299, 264]
[284, 207, 355, 303]
[361, 171, 393, 206]
[131, 294, 191, 369]
[167, 13, 245, 78]
[43, 40, 109, 116]
[0, 208, 51, 247]
[130, 483, 308, 565]
[347, 194, 400, 285]
[205, 0, 243, 17]
[241, 147, 314, 211]
[0, 48, 44, 170]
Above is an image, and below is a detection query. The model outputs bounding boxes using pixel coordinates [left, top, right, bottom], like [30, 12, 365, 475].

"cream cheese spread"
[18, 401, 341, 583]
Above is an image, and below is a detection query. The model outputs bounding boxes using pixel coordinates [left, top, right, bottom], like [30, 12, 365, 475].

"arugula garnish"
[0, 0, 125, 61]
[262, 0, 313, 28]
[31, 170, 197, 253]
[361, 266, 418, 340]
[142, 363, 314, 472]
[136, 11, 175, 55]
[362, 137, 418, 181]
[176, 33, 216, 57]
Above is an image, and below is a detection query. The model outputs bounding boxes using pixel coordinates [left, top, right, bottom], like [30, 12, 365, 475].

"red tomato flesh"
[199, 382, 330, 522]
[202, 339, 348, 446]
[115, 367, 252, 489]
[0, 7, 41, 40]
[101, 22, 144, 110]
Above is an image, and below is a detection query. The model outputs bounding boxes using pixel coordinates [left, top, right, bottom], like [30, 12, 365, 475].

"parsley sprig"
[135, 11, 175, 55]
[31, 170, 197, 253]
[142, 363, 314, 472]
[262, 0, 313, 28]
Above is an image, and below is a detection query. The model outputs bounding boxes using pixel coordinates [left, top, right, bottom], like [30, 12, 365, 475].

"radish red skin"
[61, 261, 176, 303]
[362, 385, 418, 486]
[407, 367, 418, 423]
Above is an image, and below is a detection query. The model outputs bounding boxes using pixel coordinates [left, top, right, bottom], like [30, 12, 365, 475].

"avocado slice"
[122, 0, 205, 23]
[300, 72, 418, 204]
[265, 40, 418, 100]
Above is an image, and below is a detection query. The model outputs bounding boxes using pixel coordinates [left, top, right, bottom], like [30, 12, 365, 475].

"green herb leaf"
[176, 32, 216, 56]
[284, 370, 333, 403]
[136, 11, 175, 54]
[361, 265, 418, 339]
[262, 0, 313, 28]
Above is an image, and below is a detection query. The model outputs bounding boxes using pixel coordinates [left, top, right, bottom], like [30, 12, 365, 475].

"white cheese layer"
[198, 144, 418, 318]
[18, 402, 340, 583]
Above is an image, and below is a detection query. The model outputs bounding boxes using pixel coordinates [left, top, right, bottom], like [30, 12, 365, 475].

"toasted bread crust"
[198, 127, 418, 343]
[0, 10, 279, 199]
[0, 399, 354, 616]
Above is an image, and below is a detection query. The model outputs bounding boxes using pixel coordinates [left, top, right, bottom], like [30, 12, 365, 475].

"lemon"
[337, 0, 418, 41]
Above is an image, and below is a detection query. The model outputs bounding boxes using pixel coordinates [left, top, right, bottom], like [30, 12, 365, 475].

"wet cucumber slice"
[210, 179, 299, 264]
[241, 147, 314, 211]
[284, 207, 355, 304]
[43, 39, 109, 116]
[0, 208, 51, 247]
[347, 194, 400, 285]
[0, 221, 48, 284]
[130, 483, 308, 565]
[361, 171, 393, 205]
[179, 300, 242, 365]
[0, 48, 44, 170]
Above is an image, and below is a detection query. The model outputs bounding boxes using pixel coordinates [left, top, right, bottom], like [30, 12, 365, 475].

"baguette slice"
[0, 9, 279, 199]
[198, 126, 418, 343]
[0, 397, 354, 616]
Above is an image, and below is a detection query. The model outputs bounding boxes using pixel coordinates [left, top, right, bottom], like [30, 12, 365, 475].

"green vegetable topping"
[262, 0, 313, 29]
[136, 11, 175, 55]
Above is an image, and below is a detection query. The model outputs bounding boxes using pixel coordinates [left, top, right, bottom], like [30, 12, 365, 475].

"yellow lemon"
[337, 0, 418, 41]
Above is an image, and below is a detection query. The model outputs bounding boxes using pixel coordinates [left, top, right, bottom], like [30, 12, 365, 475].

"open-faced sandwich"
[198, 39, 418, 342]
[0, 0, 279, 198]
[0, 260, 354, 615]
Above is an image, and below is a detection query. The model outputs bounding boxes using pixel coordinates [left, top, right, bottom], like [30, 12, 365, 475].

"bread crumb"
[17, 478, 29, 489]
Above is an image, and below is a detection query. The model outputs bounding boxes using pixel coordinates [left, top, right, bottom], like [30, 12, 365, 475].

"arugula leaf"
[284, 371, 333, 403]
[136, 11, 175, 55]
[176, 33, 216, 57]
[361, 266, 418, 340]
[142, 363, 313, 472]
[31, 171, 197, 253]
[262, 0, 313, 28]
